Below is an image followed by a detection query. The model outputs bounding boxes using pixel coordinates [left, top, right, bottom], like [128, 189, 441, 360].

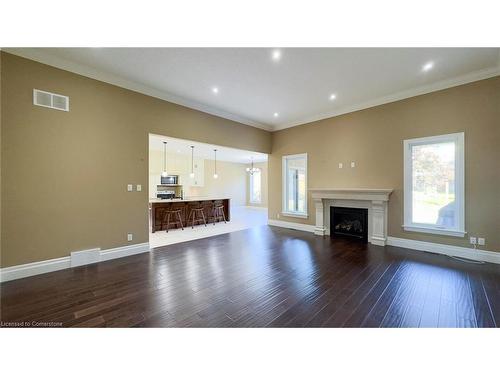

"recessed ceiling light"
[271, 49, 281, 61]
[212, 87, 219, 94]
[329, 93, 337, 101]
[273, 112, 279, 118]
[422, 61, 434, 72]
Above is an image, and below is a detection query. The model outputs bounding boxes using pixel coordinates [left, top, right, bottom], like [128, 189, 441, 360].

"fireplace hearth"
[330, 206, 368, 242]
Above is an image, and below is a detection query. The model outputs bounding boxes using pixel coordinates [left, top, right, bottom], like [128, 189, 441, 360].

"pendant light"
[161, 141, 168, 177]
[246, 157, 259, 175]
[213, 149, 218, 179]
[189, 146, 195, 178]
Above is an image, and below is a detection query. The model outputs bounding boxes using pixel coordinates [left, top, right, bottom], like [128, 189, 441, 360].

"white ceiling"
[149, 134, 268, 164]
[7, 48, 500, 131]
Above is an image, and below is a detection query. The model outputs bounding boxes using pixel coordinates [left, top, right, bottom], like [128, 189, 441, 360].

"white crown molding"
[387, 237, 500, 264]
[273, 65, 500, 131]
[0, 242, 150, 282]
[5, 48, 499, 133]
[3, 48, 272, 131]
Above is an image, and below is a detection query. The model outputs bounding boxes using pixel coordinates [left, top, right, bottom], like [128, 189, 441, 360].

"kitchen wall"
[148, 148, 248, 206]
[245, 162, 268, 207]
[188, 159, 247, 206]
[269, 76, 500, 252]
[1, 52, 271, 267]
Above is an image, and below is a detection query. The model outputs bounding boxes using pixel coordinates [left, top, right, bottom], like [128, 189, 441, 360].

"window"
[249, 170, 262, 204]
[403, 132, 465, 237]
[282, 154, 308, 217]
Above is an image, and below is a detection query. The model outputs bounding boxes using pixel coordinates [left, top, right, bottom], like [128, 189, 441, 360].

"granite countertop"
[149, 197, 230, 203]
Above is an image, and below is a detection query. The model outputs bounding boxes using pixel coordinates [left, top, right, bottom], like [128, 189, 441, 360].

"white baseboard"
[267, 219, 316, 233]
[100, 243, 150, 262]
[0, 256, 72, 283]
[0, 242, 150, 283]
[266, 221, 500, 265]
[387, 237, 500, 264]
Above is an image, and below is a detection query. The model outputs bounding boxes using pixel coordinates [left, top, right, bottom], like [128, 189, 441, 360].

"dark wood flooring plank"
[1, 226, 498, 328]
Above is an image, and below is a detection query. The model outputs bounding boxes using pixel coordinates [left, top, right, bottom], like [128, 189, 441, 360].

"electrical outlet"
[469, 236, 477, 245]
[127, 233, 133, 242]
[136, 184, 142, 192]
[127, 184, 133, 192]
[351, 161, 356, 168]
[338, 163, 343, 169]
[478, 237, 485, 246]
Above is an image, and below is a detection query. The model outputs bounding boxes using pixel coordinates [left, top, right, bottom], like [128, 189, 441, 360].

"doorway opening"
[148, 133, 268, 248]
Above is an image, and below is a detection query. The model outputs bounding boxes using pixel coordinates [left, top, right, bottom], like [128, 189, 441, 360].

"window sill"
[282, 211, 309, 219]
[402, 225, 466, 238]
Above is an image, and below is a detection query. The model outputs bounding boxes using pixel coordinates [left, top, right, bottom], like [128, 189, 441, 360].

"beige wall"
[0, 52, 271, 267]
[2, 51, 498, 268]
[245, 162, 268, 207]
[269, 76, 500, 252]
[188, 159, 247, 206]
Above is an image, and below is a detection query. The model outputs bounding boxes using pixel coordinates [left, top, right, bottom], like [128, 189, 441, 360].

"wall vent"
[33, 89, 69, 111]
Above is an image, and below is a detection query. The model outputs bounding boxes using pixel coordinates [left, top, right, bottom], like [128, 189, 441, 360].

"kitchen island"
[149, 197, 230, 232]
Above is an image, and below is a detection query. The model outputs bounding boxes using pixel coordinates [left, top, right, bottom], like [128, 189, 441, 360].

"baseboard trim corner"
[387, 236, 500, 264]
[267, 219, 316, 233]
[0, 242, 151, 283]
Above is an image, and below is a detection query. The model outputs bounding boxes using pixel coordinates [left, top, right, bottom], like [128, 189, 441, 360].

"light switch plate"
[127, 184, 133, 192]
[136, 184, 142, 192]
[338, 163, 343, 169]
[478, 238, 485, 245]
[127, 233, 133, 241]
[351, 161, 356, 168]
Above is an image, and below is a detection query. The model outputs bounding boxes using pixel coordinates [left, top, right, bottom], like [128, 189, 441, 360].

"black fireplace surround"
[330, 206, 368, 242]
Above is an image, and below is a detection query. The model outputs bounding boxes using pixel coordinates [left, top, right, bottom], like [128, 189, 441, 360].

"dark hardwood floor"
[1, 226, 499, 328]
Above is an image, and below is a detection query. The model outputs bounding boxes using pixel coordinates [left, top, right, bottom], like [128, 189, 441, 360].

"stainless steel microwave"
[161, 175, 179, 185]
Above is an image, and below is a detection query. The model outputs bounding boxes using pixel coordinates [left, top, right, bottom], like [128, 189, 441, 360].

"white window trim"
[249, 170, 262, 204]
[282, 153, 308, 218]
[403, 132, 465, 237]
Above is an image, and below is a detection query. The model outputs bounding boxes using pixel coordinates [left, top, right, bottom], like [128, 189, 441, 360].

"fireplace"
[330, 206, 368, 242]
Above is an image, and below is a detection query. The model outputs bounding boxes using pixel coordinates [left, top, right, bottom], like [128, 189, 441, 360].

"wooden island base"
[150, 198, 230, 232]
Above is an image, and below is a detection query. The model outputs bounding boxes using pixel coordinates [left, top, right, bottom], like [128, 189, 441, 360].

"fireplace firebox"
[330, 207, 368, 242]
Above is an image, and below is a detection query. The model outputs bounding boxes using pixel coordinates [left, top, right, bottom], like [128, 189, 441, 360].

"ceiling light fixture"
[271, 49, 281, 61]
[273, 112, 279, 118]
[422, 61, 434, 72]
[212, 87, 219, 94]
[161, 141, 168, 177]
[213, 149, 218, 179]
[246, 157, 259, 175]
[329, 93, 337, 101]
[189, 146, 195, 178]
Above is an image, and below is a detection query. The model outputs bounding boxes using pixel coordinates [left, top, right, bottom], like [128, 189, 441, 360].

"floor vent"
[33, 89, 69, 111]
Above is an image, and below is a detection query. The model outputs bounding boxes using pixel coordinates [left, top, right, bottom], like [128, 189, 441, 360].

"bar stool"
[212, 200, 227, 224]
[162, 204, 184, 232]
[187, 202, 207, 228]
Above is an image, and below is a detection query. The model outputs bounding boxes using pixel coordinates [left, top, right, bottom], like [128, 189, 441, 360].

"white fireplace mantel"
[309, 188, 393, 246]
